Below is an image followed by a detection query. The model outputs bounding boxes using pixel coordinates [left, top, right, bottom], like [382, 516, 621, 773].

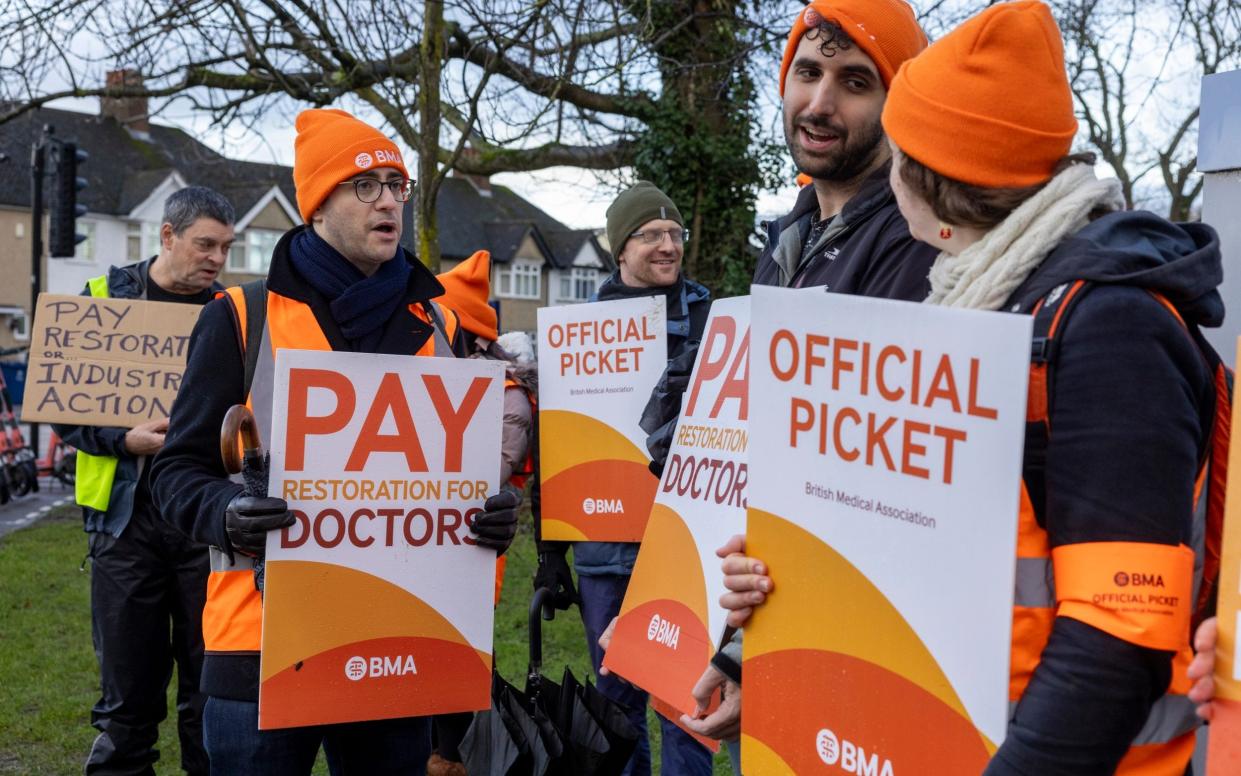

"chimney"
[101, 69, 150, 137]
[452, 147, 492, 197]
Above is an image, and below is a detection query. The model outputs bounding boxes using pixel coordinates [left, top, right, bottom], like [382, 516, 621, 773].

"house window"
[126, 221, 160, 262]
[558, 267, 601, 302]
[73, 221, 97, 262]
[6, 310, 28, 341]
[229, 229, 283, 274]
[497, 259, 541, 299]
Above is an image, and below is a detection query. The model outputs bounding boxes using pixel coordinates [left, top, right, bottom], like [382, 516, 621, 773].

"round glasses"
[339, 177, 414, 203]
[630, 227, 689, 246]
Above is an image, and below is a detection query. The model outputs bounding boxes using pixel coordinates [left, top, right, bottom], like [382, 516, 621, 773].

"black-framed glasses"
[339, 177, 414, 203]
[630, 227, 689, 246]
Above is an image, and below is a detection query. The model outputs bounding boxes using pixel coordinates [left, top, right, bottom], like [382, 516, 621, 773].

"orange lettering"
[790, 397, 814, 447]
[424, 375, 491, 472]
[345, 372, 427, 472]
[686, 316, 735, 416]
[967, 358, 999, 419]
[876, 346, 905, 402]
[711, 330, 750, 421]
[285, 368, 356, 471]
[923, 354, 962, 412]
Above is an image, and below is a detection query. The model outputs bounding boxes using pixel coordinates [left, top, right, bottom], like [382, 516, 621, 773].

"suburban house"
[435, 171, 613, 332]
[0, 73, 612, 351]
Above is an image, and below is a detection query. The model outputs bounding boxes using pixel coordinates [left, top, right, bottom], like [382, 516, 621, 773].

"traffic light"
[48, 140, 88, 257]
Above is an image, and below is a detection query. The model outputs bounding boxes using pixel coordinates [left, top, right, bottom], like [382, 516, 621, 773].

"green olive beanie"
[605, 181, 684, 259]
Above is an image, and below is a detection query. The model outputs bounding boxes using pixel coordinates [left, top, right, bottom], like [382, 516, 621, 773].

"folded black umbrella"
[464, 588, 641, 775]
[527, 589, 639, 776]
[462, 672, 559, 776]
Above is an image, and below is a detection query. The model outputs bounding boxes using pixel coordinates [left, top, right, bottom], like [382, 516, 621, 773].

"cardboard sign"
[1208, 338, 1241, 775]
[537, 296, 667, 542]
[21, 293, 201, 427]
[258, 349, 504, 729]
[604, 297, 749, 724]
[741, 287, 1031, 775]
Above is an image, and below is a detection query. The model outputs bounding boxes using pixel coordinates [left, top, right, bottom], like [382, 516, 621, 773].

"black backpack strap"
[1023, 280, 1093, 526]
[240, 280, 268, 398]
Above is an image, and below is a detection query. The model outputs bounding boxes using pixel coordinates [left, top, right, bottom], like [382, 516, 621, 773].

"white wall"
[46, 215, 129, 295]
[1199, 70, 1241, 367]
[1202, 172, 1241, 367]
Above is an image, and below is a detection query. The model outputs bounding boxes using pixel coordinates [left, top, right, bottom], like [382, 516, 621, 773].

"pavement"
[0, 478, 75, 539]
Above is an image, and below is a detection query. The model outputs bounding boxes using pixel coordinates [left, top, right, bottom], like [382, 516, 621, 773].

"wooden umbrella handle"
[220, 404, 261, 475]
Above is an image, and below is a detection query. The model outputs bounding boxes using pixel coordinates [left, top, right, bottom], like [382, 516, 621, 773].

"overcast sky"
[43, 85, 804, 233]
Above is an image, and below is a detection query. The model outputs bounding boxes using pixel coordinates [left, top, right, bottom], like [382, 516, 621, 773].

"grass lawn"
[0, 508, 731, 774]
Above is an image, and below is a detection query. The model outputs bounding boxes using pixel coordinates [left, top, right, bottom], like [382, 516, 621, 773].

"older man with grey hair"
[55, 185, 235, 776]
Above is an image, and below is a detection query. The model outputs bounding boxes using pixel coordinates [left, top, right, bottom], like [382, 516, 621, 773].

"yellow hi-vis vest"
[73, 274, 120, 512]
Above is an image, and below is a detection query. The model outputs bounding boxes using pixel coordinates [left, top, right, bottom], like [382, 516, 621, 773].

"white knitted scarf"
[925, 164, 1123, 311]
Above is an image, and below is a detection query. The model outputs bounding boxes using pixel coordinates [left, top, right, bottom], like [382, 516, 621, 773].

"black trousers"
[85, 506, 210, 776]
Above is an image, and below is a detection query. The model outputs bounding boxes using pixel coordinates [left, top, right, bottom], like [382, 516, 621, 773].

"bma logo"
[815, 727, 894, 776]
[354, 152, 374, 169]
[374, 149, 402, 164]
[581, 497, 624, 515]
[646, 613, 680, 649]
[1115, 571, 1166, 588]
[343, 654, 417, 681]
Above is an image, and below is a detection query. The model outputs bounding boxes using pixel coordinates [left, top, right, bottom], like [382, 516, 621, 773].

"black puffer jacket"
[752, 164, 937, 299]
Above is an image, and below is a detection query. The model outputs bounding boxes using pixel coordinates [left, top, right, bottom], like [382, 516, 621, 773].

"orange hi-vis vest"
[1013, 280, 1231, 774]
[203, 282, 458, 658]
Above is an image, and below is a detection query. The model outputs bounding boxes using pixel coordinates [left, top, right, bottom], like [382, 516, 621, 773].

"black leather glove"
[471, 487, 521, 554]
[225, 494, 295, 558]
[533, 542, 579, 611]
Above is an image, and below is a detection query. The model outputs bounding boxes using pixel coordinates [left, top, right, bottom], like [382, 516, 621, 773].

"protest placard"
[258, 348, 504, 729]
[20, 293, 201, 427]
[741, 287, 1031, 775]
[537, 296, 667, 542]
[1208, 338, 1241, 776]
[603, 297, 749, 723]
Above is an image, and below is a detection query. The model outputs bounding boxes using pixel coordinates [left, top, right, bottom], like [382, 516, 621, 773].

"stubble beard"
[786, 113, 886, 184]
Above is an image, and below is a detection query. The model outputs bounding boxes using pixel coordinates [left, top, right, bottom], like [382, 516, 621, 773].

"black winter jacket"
[752, 164, 937, 300]
[986, 211, 1223, 775]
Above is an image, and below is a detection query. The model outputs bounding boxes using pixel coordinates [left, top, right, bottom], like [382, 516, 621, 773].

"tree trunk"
[415, 0, 445, 269]
[632, 0, 764, 295]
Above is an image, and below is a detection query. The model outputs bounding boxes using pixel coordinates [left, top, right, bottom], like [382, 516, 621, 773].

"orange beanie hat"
[778, 0, 927, 93]
[293, 109, 410, 223]
[882, 1, 1078, 188]
[436, 250, 498, 341]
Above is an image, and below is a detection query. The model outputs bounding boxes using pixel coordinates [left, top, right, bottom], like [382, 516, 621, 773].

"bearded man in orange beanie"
[676, 2, 943, 763]
[750, 0, 937, 297]
[149, 109, 521, 775]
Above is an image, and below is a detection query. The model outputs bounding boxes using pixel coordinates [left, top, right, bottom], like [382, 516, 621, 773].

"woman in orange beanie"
[880, 4, 1227, 755]
[719, 1, 1229, 773]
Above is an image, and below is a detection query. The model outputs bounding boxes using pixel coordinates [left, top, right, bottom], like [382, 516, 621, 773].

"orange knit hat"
[778, 0, 927, 93]
[293, 108, 410, 223]
[436, 250, 499, 341]
[882, 1, 1078, 188]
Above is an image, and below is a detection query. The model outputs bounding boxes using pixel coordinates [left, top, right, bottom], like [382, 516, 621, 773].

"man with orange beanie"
[150, 109, 519, 775]
[675, 4, 942, 760]
[752, 0, 935, 296]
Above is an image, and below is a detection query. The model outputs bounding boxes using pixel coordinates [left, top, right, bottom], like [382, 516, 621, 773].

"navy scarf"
[289, 228, 411, 351]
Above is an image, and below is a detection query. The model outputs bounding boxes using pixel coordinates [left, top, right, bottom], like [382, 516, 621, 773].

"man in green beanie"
[535, 181, 713, 776]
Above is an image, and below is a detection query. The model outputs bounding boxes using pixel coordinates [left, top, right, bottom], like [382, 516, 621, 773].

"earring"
[938, 222, 954, 240]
